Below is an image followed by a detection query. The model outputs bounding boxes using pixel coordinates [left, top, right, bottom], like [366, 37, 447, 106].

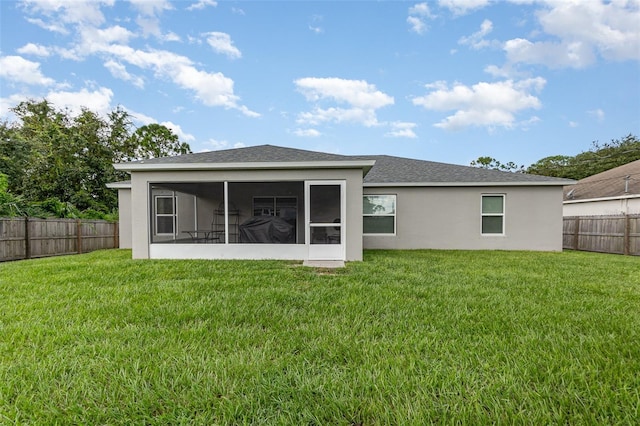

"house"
[108, 145, 573, 262]
[563, 159, 640, 216]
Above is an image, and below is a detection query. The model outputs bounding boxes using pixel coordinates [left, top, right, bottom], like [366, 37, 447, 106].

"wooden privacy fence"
[0, 217, 118, 262]
[563, 214, 639, 256]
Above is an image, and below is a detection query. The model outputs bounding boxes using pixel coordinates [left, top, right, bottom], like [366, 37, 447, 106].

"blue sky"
[1, 0, 639, 167]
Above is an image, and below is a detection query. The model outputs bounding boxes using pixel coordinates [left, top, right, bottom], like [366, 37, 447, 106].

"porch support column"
[224, 181, 229, 245]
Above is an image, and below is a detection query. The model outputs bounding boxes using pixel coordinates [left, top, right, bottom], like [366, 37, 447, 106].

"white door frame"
[305, 180, 346, 261]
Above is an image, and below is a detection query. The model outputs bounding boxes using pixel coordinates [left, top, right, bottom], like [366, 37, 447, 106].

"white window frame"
[155, 194, 177, 236]
[363, 194, 397, 236]
[481, 194, 505, 236]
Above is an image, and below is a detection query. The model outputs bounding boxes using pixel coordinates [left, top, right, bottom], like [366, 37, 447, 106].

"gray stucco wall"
[117, 188, 132, 249]
[363, 185, 564, 251]
[129, 168, 364, 260]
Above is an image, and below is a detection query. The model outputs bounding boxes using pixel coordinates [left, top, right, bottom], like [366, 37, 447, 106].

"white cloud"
[25, 17, 68, 34]
[296, 77, 394, 109]
[46, 86, 114, 116]
[70, 41, 258, 115]
[309, 15, 324, 34]
[409, 2, 433, 17]
[17, 0, 256, 116]
[17, 43, 51, 57]
[484, 64, 518, 78]
[0, 56, 55, 86]
[295, 77, 394, 127]
[385, 122, 418, 138]
[588, 108, 605, 122]
[204, 32, 242, 59]
[0, 93, 30, 119]
[537, 0, 640, 62]
[438, 0, 491, 16]
[128, 0, 172, 16]
[128, 0, 173, 38]
[73, 25, 135, 57]
[407, 3, 434, 34]
[199, 138, 246, 152]
[104, 60, 144, 88]
[503, 0, 640, 68]
[504, 38, 596, 68]
[160, 121, 195, 142]
[293, 128, 321, 137]
[569, 121, 579, 128]
[136, 16, 161, 38]
[22, 0, 111, 29]
[459, 19, 495, 49]
[412, 78, 546, 130]
[187, 0, 217, 11]
[163, 32, 181, 42]
[407, 16, 428, 35]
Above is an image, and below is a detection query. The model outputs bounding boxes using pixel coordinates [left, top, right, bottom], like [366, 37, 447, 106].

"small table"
[183, 230, 221, 243]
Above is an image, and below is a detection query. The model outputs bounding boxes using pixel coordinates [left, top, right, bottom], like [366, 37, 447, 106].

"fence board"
[0, 217, 118, 262]
[563, 214, 640, 256]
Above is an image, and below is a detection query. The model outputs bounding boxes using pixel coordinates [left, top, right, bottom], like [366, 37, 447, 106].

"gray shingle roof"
[564, 159, 640, 200]
[128, 144, 355, 164]
[356, 155, 573, 184]
[117, 144, 573, 185]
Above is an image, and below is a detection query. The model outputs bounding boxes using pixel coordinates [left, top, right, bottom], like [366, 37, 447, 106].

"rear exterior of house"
[109, 145, 572, 261]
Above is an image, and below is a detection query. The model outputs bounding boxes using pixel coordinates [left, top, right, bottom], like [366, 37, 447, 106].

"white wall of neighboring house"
[563, 196, 640, 216]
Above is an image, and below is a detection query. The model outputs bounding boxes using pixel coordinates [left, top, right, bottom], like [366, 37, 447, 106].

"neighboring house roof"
[563, 160, 640, 201]
[112, 144, 573, 187]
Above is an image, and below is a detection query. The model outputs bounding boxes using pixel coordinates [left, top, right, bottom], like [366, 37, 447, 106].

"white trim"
[193, 196, 198, 231]
[115, 160, 376, 172]
[365, 181, 572, 188]
[306, 180, 346, 261]
[481, 194, 505, 236]
[224, 181, 229, 245]
[154, 194, 177, 237]
[106, 181, 131, 189]
[564, 194, 640, 204]
[150, 243, 307, 260]
[363, 194, 397, 236]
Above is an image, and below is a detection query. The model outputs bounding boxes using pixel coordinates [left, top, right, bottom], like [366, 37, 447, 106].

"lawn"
[1, 249, 638, 425]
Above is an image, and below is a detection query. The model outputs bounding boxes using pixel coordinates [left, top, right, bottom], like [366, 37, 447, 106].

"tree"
[122, 123, 191, 161]
[469, 156, 525, 173]
[527, 134, 640, 179]
[472, 134, 639, 179]
[525, 155, 576, 179]
[1, 99, 192, 217]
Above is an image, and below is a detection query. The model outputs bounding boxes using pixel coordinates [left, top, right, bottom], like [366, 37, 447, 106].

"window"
[481, 194, 504, 235]
[252, 196, 297, 219]
[155, 195, 176, 235]
[363, 195, 396, 234]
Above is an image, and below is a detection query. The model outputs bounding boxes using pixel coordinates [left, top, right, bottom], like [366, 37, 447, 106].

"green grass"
[1, 249, 639, 425]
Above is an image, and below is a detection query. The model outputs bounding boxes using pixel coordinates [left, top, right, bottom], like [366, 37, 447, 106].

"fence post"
[573, 216, 580, 250]
[114, 221, 119, 249]
[77, 219, 82, 254]
[24, 217, 31, 259]
[624, 214, 630, 256]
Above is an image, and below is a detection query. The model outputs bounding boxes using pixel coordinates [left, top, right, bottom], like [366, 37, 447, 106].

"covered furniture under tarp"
[239, 216, 295, 243]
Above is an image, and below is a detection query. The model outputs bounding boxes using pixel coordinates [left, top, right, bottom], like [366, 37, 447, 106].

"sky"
[1, 0, 639, 167]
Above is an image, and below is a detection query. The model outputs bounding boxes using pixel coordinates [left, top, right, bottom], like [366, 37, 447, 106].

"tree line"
[0, 100, 191, 219]
[471, 134, 640, 179]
